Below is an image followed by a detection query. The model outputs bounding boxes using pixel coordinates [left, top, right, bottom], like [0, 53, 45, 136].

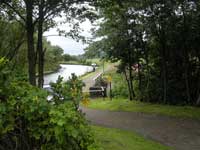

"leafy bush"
[103, 70, 129, 98]
[0, 59, 97, 150]
[111, 73, 129, 98]
[94, 76, 108, 87]
[50, 74, 85, 109]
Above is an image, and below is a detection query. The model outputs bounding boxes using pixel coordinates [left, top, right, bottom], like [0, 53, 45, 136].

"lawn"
[86, 98, 200, 120]
[92, 126, 172, 150]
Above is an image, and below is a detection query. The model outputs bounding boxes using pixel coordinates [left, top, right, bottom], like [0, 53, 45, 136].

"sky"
[44, 19, 93, 56]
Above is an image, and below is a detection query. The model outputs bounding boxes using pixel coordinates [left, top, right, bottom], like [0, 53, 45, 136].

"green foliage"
[63, 54, 78, 62]
[84, 42, 103, 58]
[0, 58, 10, 101]
[43, 40, 64, 73]
[50, 74, 85, 109]
[94, 76, 108, 87]
[0, 19, 27, 73]
[0, 60, 96, 149]
[0, 20, 25, 59]
[89, 0, 200, 105]
[105, 71, 129, 98]
[61, 54, 98, 66]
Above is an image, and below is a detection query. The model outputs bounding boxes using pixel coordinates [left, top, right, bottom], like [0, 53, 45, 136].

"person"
[91, 63, 96, 72]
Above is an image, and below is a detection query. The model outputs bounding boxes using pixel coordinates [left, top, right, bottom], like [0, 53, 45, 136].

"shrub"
[94, 76, 108, 87]
[0, 60, 96, 150]
[109, 72, 129, 98]
[112, 81, 129, 98]
[50, 73, 85, 109]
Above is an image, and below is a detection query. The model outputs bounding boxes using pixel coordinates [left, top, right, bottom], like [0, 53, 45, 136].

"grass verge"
[86, 98, 200, 120]
[60, 59, 102, 66]
[92, 126, 171, 150]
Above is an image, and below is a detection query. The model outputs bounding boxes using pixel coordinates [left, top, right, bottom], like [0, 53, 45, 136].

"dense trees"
[43, 41, 64, 72]
[0, 20, 26, 63]
[0, 21, 63, 76]
[88, 0, 200, 105]
[0, 0, 94, 87]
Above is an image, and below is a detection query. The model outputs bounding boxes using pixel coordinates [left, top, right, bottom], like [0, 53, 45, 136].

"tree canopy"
[87, 0, 200, 105]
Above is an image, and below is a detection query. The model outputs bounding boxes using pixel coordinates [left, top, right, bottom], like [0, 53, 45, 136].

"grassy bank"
[36, 63, 61, 76]
[60, 59, 102, 66]
[59, 61, 90, 66]
[43, 65, 61, 75]
[92, 126, 171, 150]
[86, 98, 200, 120]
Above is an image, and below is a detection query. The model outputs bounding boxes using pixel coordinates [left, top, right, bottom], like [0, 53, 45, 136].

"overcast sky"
[44, 19, 93, 56]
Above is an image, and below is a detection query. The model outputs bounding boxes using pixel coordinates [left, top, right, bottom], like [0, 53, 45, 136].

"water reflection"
[43, 64, 92, 85]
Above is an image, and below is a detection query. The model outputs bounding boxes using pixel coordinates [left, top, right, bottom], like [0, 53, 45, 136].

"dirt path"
[82, 63, 115, 92]
[81, 107, 200, 150]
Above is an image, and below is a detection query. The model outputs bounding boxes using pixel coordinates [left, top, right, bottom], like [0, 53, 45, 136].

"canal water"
[43, 64, 93, 85]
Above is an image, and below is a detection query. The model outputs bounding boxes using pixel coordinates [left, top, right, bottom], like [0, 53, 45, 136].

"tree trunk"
[161, 47, 167, 103]
[182, 8, 191, 103]
[196, 94, 200, 106]
[25, 0, 36, 86]
[196, 62, 200, 106]
[37, 0, 45, 88]
[129, 67, 135, 100]
[128, 49, 135, 100]
[184, 59, 191, 103]
[124, 69, 133, 101]
[144, 43, 150, 101]
[137, 51, 142, 92]
[159, 26, 167, 103]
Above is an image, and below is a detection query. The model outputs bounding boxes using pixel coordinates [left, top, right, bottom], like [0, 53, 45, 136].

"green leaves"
[0, 70, 96, 149]
[88, 0, 200, 104]
[50, 74, 85, 109]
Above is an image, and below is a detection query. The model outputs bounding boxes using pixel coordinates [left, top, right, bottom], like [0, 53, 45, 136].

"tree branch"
[3, 1, 26, 23]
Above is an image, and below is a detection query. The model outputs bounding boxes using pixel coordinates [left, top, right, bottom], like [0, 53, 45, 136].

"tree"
[1, 0, 38, 85]
[88, 0, 144, 100]
[89, 0, 200, 105]
[1, 0, 95, 87]
[36, 0, 95, 87]
[0, 19, 25, 61]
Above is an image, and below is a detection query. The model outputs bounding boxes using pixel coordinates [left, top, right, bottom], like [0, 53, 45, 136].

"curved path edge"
[81, 107, 200, 150]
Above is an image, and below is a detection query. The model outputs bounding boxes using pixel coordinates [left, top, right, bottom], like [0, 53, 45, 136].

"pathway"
[81, 107, 200, 150]
[82, 63, 115, 92]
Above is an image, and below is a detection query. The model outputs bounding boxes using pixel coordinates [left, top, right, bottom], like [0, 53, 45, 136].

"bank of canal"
[43, 64, 93, 85]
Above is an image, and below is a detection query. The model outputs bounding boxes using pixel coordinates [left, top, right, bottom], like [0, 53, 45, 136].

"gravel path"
[81, 107, 200, 150]
[82, 63, 115, 92]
